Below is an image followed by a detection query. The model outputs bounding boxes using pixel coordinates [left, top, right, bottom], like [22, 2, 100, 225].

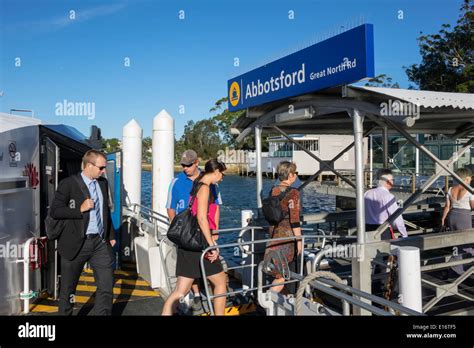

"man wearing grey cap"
[165, 149, 222, 311]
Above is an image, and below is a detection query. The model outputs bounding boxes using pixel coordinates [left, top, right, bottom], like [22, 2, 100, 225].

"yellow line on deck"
[76, 285, 160, 297]
[29, 304, 58, 313]
[201, 303, 256, 316]
[29, 294, 154, 312]
[70, 295, 145, 304]
[79, 276, 150, 287]
[83, 269, 138, 277]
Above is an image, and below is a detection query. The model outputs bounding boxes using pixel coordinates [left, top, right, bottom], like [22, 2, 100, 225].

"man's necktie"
[90, 181, 103, 236]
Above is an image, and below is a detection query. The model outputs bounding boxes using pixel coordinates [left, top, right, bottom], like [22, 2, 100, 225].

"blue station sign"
[228, 24, 375, 112]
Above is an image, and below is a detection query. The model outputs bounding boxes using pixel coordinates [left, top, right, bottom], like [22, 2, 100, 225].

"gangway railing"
[157, 226, 254, 299]
[258, 263, 424, 316]
[199, 234, 322, 315]
[129, 203, 170, 230]
[156, 221, 361, 311]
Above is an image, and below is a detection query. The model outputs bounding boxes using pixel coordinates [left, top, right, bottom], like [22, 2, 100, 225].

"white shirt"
[448, 187, 474, 210]
[364, 186, 407, 237]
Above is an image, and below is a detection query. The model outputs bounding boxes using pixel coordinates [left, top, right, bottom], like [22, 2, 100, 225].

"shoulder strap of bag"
[188, 182, 207, 208]
[275, 185, 295, 201]
[384, 195, 396, 239]
[274, 186, 296, 220]
[73, 174, 91, 200]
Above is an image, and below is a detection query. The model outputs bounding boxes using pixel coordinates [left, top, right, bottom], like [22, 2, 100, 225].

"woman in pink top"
[162, 159, 227, 315]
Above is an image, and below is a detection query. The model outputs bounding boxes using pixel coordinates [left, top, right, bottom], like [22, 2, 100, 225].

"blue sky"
[0, 0, 463, 140]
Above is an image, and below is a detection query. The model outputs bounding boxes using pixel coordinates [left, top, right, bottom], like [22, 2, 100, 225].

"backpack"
[261, 186, 295, 226]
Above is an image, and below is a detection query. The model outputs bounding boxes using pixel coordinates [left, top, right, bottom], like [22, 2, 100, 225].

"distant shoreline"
[141, 163, 240, 173]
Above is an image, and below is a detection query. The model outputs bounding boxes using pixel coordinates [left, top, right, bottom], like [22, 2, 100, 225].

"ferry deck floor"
[27, 256, 474, 316]
[28, 261, 257, 316]
[29, 261, 164, 316]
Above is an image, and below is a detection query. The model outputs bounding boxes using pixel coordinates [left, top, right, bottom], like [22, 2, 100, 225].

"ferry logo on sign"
[229, 81, 240, 107]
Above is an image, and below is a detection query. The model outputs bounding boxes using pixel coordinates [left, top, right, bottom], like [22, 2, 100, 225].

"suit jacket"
[50, 173, 115, 260]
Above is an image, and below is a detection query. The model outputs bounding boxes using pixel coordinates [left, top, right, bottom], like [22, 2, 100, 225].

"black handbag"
[166, 183, 209, 251]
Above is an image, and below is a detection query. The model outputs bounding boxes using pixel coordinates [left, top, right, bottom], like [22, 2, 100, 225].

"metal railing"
[157, 226, 254, 298]
[16, 237, 39, 314]
[199, 233, 321, 315]
[257, 263, 424, 316]
[154, 219, 371, 315]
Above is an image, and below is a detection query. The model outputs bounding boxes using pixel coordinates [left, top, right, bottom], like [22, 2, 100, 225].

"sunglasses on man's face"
[181, 163, 194, 168]
[90, 162, 107, 171]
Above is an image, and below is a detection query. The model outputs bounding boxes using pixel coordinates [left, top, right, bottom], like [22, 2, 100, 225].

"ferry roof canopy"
[0, 112, 91, 147]
[230, 86, 474, 141]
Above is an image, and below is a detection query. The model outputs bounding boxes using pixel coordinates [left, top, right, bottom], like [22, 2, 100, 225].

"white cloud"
[7, 2, 128, 37]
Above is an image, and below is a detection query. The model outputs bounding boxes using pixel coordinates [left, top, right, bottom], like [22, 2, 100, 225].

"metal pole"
[382, 127, 389, 168]
[200, 252, 214, 315]
[350, 109, 371, 315]
[251, 227, 255, 291]
[415, 134, 420, 176]
[255, 126, 263, 215]
[369, 134, 373, 187]
[350, 109, 366, 244]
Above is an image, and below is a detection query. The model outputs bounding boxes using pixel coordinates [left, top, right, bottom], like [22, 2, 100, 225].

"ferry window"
[295, 140, 319, 151]
[0, 179, 27, 191]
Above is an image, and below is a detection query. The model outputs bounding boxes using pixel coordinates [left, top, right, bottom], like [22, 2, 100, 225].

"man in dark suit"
[51, 149, 116, 315]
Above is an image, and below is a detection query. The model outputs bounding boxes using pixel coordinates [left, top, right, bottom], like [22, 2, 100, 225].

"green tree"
[102, 138, 120, 153]
[364, 74, 400, 88]
[142, 136, 152, 163]
[210, 97, 261, 150]
[177, 118, 222, 160]
[405, 0, 473, 92]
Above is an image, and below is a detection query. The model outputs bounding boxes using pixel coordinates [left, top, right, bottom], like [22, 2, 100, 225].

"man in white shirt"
[364, 169, 408, 239]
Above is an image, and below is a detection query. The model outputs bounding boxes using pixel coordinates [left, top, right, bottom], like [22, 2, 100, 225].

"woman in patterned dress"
[264, 161, 302, 293]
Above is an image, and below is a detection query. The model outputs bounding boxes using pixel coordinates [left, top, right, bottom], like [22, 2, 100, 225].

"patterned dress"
[264, 185, 301, 279]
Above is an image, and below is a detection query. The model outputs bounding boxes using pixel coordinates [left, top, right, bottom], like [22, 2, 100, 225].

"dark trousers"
[59, 235, 114, 315]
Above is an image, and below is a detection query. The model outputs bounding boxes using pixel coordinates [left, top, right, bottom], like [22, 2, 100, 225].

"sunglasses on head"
[90, 162, 107, 171]
[181, 163, 194, 168]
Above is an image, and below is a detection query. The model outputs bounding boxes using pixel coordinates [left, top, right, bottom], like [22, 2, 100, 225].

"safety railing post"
[250, 227, 255, 292]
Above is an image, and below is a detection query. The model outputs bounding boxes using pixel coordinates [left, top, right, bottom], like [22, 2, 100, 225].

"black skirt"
[176, 247, 223, 279]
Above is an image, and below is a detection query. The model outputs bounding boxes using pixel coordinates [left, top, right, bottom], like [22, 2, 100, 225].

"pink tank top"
[190, 187, 218, 230]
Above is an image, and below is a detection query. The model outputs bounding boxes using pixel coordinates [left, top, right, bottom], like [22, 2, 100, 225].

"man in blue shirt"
[166, 150, 222, 310]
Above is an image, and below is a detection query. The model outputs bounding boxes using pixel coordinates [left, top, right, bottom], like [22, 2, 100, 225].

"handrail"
[157, 236, 173, 294]
[128, 203, 170, 227]
[157, 226, 260, 298]
[307, 274, 424, 316]
[236, 226, 322, 256]
[312, 245, 333, 272]
[19, 237, 37, 314]
[200, 233, 319, 315]
[257, 259, 423, 316]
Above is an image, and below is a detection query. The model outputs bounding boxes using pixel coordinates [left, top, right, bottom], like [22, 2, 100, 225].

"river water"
[141, 171, 335, 265]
